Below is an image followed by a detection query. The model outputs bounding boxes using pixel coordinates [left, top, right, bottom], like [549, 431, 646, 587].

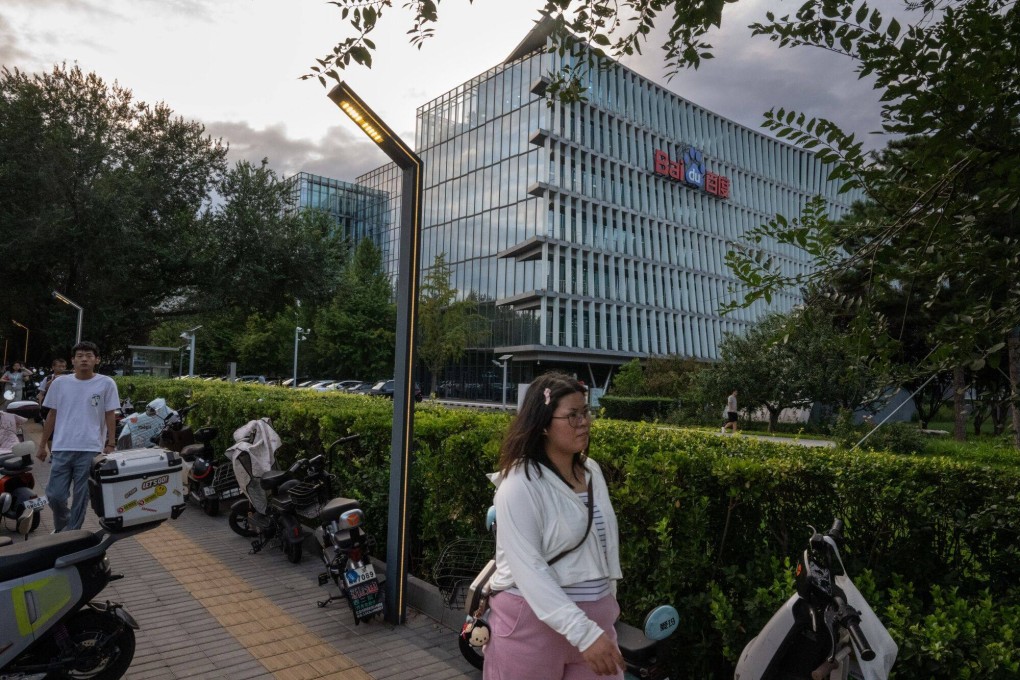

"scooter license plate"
[345, 563, 377, 586]
[221, 488, 240, 499]
[26, 496, 48, 510]
[203, 486, 216, 497]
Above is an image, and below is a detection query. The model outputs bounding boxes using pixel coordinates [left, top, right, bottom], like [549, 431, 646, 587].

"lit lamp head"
[327, 81, 418, 170]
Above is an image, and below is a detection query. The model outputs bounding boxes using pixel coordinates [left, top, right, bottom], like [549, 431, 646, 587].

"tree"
[312, 239, 396, 380]
[198, 161, 348, 316]
[417, 254, 487, 395]
[0, 63, 228, 360]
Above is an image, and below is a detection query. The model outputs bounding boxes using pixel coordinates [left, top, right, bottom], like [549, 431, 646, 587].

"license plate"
[221, 488, 240, 499]
[203, 486, 216, 497]
[345, 563, 377, 586]
[26, 496, 48, 510]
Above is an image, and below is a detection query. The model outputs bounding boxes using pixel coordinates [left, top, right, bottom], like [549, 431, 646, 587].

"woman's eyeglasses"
[551, 407, 592, 428]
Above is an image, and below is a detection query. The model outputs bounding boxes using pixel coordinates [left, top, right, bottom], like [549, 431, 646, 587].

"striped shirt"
[510, 491, 611, 602]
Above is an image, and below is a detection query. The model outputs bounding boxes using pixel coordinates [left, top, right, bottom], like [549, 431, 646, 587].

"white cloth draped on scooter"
[225, 418, 281, 514]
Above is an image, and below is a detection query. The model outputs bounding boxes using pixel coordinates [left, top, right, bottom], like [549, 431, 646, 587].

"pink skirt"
[482, 591, 623, 680]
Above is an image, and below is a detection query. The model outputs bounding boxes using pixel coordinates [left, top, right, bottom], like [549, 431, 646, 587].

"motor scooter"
[734, 519, 897, 680]
[0, 493, 181, 678]
[228, 427, 341, 565]
[117, 399, 238, 516]
[1, 396, 46, 533]
[311, 435, 385, 624]
[226, 419, 307, 563]
[444, 505, 680, 678]
[0, 442, 46, 535]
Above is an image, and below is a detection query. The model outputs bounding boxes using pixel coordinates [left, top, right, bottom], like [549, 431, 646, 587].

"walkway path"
[14, 423, 480, 680]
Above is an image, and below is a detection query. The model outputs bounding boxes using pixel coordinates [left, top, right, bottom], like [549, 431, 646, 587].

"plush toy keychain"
[461, 615, 491, 648]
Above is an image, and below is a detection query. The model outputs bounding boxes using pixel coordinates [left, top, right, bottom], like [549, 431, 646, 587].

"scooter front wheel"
[284, 540, 303, 564]
[201, 497, 220, 517]
[228, 499, 258, 538]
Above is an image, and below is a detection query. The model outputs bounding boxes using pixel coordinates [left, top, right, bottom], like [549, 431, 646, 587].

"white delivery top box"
[89, 447, 186, 531]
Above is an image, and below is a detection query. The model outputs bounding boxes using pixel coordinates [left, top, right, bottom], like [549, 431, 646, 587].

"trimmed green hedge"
[598, 395, 680, 422]
[117, 377, 1020, 678]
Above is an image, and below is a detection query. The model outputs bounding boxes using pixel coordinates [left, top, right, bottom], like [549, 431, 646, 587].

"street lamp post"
[491, 354, 514, 408]
[179, 326, 201, 376]
[328, 82, 423, 625]
[11, 320, 29, 364]
[52, 291, 83, 345]
[293, 326, 309, 388]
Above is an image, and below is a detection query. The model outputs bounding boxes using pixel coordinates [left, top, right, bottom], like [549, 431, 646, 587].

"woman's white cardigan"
[488, 457, 622, 652]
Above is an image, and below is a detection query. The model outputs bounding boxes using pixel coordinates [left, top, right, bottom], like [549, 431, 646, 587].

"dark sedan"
[368, 379, 423, 402]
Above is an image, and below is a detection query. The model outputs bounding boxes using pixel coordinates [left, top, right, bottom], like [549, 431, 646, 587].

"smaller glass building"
[285, 171, 396, 278]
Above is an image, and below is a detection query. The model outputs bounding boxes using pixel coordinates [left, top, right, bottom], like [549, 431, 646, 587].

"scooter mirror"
[0, 492, 11, 514]
[2, 390, 13, 402]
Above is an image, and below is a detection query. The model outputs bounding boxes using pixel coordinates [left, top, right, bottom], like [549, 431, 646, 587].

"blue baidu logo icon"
[682, 147, 705, 189]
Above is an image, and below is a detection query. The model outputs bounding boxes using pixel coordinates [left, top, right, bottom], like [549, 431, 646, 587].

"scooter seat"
[260, 470, 289, 491]
[1, 530, 102, 580]
[614, 620, 656, 662]
[180, 443, 205, 462]
[319, 497, 361, 523]
[1, 454, 31, 472]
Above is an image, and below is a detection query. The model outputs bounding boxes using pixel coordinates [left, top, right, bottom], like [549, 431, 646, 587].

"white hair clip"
[543, 388, 552, 405]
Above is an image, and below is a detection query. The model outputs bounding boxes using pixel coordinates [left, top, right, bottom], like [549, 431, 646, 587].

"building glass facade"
[360, 20, 861, 393]
[285, 171, 396, 278]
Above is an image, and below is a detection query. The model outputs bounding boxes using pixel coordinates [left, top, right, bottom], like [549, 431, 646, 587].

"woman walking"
[485, 372, 624, 679]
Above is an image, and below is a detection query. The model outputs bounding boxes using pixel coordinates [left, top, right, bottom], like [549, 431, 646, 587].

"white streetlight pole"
[293, 327, 309, 387]
[491, 354, 513, 408]
[180, 326, 202, 376]
[52, 291, 83, 345]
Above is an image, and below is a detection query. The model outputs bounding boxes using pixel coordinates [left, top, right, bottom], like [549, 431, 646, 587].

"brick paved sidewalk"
[11, 423, 480, 680]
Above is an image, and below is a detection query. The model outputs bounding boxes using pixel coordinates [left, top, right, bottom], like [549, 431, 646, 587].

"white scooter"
[734, 520, 897, 680]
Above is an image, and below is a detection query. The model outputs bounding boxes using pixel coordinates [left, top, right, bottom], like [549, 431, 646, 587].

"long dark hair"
[498, 372, 588, 483]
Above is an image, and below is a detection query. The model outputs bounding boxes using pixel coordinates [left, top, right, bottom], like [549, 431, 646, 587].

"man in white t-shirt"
[36, 341, 120, 532]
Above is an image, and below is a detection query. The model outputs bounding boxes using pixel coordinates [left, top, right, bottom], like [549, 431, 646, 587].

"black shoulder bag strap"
[548, 477, 594, 566]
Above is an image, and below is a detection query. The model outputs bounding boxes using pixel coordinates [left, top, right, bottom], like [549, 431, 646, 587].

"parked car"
[368, 379, 423, 402]
[349, 382, 374, 395]
[333, 380, 364, 392]
[310, 380, 340, 392]
[237, 375, 267, 384]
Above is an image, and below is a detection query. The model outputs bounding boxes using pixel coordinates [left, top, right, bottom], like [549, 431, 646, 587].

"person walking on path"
[1, 361, 33, 401]
[484, 372, 625, 680]
[722, 389, 739, 434]
[35, 341, 119, 532]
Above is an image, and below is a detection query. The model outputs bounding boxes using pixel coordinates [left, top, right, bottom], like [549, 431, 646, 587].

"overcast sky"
[1, 0, 887, 183]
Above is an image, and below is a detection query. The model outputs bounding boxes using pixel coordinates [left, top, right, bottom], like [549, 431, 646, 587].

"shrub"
[116, 378, 1020, 677]
[598, 395, 679, 421]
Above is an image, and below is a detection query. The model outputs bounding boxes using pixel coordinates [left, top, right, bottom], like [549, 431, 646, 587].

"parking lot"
[13, 422, 481, 680]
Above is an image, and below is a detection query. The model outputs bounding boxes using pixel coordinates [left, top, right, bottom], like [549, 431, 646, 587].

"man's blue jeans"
[46, 450, 95, 532]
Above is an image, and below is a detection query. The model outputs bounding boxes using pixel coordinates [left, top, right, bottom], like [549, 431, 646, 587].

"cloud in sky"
[202, 120, 393, 181]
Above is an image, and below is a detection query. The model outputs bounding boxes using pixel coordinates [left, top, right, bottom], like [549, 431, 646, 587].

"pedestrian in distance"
[37, 357, 70, 424]
[1, 361, 33, 401]
[485, 372, 625, 680]
[722, 389, 739, 434]
[35, 341, 120, 532]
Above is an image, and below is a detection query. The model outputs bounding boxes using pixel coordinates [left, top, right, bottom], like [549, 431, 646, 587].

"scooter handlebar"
[847, 619, 876, 662]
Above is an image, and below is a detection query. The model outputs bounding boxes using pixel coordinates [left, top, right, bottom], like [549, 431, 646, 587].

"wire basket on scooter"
[286, 478, 332, 519]
[212, 462, 241, 500]
[432, 535, 496, 610]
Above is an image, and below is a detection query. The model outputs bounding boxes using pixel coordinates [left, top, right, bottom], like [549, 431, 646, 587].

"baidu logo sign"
[682, 147, 705, 189]
[652, 147, 730, 199]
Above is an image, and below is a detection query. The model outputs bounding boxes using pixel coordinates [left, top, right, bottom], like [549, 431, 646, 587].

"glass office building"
[285, 171, 397, 279]
[362, 18, 861, 393]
